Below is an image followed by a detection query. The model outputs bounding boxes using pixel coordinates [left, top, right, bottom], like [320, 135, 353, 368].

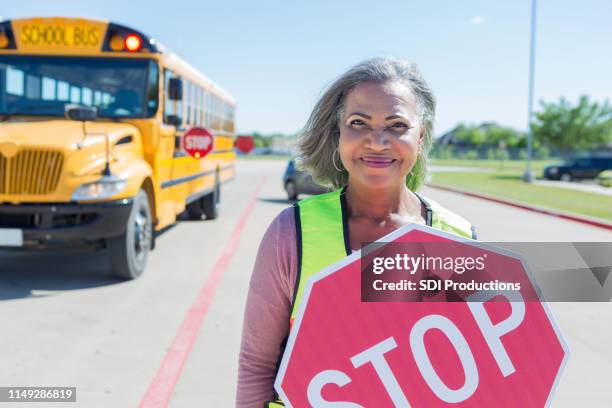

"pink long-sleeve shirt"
[236, 206, 299, 407]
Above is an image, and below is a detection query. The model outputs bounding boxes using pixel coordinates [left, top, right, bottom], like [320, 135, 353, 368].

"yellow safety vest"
[265, 186, 476, 407]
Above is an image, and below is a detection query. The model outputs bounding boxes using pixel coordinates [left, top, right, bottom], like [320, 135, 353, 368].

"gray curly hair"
[297, 57, 435, 191]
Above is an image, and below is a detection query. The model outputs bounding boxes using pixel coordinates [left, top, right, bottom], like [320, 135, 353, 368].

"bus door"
[156, 69, 184, 227]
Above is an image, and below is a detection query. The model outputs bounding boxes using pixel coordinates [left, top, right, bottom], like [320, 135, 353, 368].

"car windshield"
[0, 56, 158, 118]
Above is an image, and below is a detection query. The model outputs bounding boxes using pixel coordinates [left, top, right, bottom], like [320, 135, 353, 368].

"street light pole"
[523, 0, 538, 182]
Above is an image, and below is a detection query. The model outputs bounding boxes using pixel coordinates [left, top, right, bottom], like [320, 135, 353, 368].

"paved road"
[0, 159, 610, 407]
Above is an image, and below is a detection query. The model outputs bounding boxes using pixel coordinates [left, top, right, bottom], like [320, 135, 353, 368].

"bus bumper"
[0, 198, 133, 250]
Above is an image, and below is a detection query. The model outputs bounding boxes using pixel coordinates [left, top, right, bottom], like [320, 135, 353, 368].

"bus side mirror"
[166, 114, 182, 127]
[168, 78, 183, 101]
[65, 104, 98, 122]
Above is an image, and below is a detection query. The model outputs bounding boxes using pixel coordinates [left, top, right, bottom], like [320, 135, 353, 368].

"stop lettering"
[183, 127, 213, 159]
[275, 224, 568, 407]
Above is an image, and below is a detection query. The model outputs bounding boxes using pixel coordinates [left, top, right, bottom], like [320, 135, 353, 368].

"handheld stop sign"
[275, 224, 569, 407]
[183, 127, 213, 159]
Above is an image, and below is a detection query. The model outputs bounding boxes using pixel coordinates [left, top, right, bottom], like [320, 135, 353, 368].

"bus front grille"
[0, 149, 64, 195]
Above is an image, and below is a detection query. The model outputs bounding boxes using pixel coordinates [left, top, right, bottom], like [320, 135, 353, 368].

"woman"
[236, 58, 476, 407]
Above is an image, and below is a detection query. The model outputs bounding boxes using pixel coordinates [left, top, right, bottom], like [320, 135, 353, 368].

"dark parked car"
[543, 155, 612, 181]
[283, 159, 330, 201]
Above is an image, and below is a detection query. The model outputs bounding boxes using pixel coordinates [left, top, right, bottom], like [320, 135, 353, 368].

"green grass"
[429, 159, 557, 174]
[429, 172, 612, 222]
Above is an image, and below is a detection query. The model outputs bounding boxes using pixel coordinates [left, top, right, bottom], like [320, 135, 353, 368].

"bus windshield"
[0, 56, 158, 118]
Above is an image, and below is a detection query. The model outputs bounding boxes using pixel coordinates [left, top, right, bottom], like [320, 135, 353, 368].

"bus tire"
[108, 190, 153, 280]
[186, 199, 205, 219]
[202, 175, 220, 220]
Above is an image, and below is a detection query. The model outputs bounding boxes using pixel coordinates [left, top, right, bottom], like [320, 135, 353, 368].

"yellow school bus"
[0, 17, 236, 279]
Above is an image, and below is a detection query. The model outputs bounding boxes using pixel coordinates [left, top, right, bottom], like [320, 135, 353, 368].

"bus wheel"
[202, 175, 220, 220]
[108, 190, 152, 279]
[186, 199, 205, 219]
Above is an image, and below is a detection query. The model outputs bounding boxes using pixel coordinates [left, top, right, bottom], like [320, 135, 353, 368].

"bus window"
[215, 96, 220, 129]
[70, 86, 81, 103]
[188, 81, 194, 126]
[6, 67, 24, 95]
[145, 60, 159, 116]
[204, 91, 210, 127]
[196, 86, 200, 125]
[225, 102, 230, 131]
[25, 75, 41, 99]
[94, 90, 102, 106]
[82, 87, 93, 106]
[189, 82, 195, 126]
[42, 77, 56, 100]
[102, 92, 112, 106]
[58, 81, 69, 101]
[0, 55, 154, 118]
[185, 80, 191, 126]
[211, 96, 216, 129]
[210, 92, 214, 127]
[198, 87, 203, 126]
[221, 102, 225, 131]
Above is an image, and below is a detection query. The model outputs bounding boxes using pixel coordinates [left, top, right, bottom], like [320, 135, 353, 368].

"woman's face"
[338, 80, 424, 189]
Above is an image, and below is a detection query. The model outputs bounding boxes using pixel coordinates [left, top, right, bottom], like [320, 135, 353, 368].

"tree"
[454, 124, 487, 146]
[532, 96, 612, 157]
[488, 126, 522, 149]
[251, 132, 265, 148]
[249, 132, 294, 148]
[451, 123, 522, 149]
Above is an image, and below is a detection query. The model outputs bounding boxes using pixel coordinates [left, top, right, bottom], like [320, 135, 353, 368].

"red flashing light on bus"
[125, 34, 142, 52]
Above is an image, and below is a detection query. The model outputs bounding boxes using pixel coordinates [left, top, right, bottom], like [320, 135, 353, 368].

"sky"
[3, 0, 612, 136]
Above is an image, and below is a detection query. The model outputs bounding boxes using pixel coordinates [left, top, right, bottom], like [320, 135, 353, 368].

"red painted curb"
[139, 180, 265, 408]
[426, 183, 612, 232]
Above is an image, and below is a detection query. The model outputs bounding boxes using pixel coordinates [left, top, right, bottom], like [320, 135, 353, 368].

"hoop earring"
[332, 148, 343, 172]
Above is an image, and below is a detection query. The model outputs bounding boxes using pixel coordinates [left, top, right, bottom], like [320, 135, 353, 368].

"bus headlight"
[72, 176, 127, 201]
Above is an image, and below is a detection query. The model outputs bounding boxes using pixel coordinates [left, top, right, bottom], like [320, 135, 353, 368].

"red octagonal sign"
[183, 127, 213, 159]
[235, 135, 255, 154]
[275, 224, 569, 407]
